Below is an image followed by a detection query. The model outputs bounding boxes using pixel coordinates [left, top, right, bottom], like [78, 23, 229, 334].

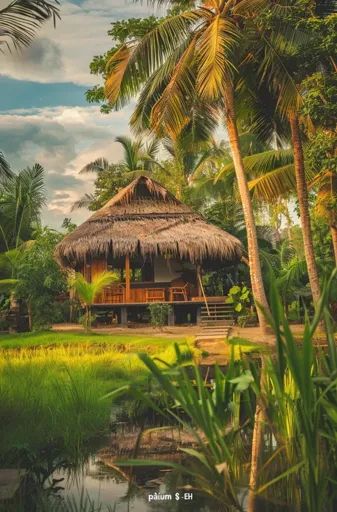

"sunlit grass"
[0, 333, 191, 463]
[0, 330, 186, 349]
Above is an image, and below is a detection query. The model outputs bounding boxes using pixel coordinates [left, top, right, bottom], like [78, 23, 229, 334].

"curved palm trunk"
[289, 113, 321, 305]
[247, 402, 264, 512]
[224, 84, 270, 333]
[247, 359, 266, 512]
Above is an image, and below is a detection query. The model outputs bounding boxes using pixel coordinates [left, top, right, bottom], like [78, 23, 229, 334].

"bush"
[148, 303, 172, 329]
[226, 284, 253, 325]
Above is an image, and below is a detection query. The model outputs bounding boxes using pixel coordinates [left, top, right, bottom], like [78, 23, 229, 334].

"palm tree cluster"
[85, 0, 335, 333]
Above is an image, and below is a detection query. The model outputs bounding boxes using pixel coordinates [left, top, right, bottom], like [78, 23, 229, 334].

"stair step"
[201, 306, 232, 310]
[200, 320, 233, 327]
[201, 313, 233, 316]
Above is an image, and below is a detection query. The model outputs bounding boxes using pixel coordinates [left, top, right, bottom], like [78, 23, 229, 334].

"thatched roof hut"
[55, 176, 243, 268]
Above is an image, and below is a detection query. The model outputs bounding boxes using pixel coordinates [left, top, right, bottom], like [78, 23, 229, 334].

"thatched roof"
[55, 176, 243, 267]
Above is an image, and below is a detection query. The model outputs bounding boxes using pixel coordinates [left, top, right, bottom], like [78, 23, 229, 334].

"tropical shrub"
[68, 271, 118, 331]
[148, 303, 172, 329]
[226, 284, 253, 326]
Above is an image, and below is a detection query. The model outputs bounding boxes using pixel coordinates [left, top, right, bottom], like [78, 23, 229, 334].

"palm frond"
[0, 151, 12, 181]
[248, 164, 295, 201]
[151, 37, 197, 137]
[92, 271, 118, 296]
[196, 16, 239, 99]
[71, 193, 95, 211]
[105, 11, 197, 109]
[0, 0, 60, 51]
[116, 136, 143, 172]
[79, 158, 109, 174]
[216, 149, 294, 182]
[130, 38, 195, 134]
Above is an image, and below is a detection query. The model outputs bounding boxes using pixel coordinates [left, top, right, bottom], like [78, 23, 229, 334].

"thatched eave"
[55, 176, 243, 268]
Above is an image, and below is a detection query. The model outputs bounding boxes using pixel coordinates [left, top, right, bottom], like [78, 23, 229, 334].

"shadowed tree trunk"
[247, 358, 266, 512]
[225, 84, 270, 334]
[289, 113, 321, 305]
[247, 402, 264, 512]
[331, 226, 337, 266]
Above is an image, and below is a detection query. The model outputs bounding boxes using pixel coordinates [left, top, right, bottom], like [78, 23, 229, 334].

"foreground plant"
[68, 271, 117, 331]
[106, 271, 337, 511]
[106, 346, 255, 511]
[255, 270, 337, 512]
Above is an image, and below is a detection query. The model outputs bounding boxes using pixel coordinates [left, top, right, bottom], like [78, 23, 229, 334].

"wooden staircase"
[196, 302, 235, 341]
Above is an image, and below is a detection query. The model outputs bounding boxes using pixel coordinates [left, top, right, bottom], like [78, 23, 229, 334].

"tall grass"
[0, 341, 188, 466]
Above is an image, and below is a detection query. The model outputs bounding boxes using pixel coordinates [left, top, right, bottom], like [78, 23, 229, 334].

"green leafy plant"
[226, 285, 253, 326]
[68, 271, 118, 331]
[106, 345, 253, 510]
[148, 303, 172, 330]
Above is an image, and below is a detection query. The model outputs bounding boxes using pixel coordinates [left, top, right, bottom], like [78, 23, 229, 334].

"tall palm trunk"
[247, 401, 264, 512]
[224, 84, 270, 333]
[289, 113, 321, 305]
[331, 226, 337, 266]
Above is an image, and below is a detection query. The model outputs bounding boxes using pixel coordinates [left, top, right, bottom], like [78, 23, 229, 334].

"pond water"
[47, 454, 288, 512]
[51, 455, 213, 511]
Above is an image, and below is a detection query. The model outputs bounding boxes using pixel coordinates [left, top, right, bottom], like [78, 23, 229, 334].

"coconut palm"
[0, 0, 60, 51]
[68, 271, 118, 331]
[103, 0, 292, 331]
[251, 3, 326, 305]
[115, 135, 160, 174]
[72, 137, 161, 211]
[0, 163, 46, 251]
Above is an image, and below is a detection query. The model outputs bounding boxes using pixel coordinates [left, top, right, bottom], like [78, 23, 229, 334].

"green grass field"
[0, 330, 186, 349]
[0, 331, 190, 464]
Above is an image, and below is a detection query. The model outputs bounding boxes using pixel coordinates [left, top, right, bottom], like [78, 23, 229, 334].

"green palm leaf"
[0, 0, 60, 51]
[79, 158, 109, 174]
[196, 16, 239, 99]
[0, 151, 12, 181]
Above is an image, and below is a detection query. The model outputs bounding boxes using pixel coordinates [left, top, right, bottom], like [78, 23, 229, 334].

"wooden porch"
[83, 254, 209, 306]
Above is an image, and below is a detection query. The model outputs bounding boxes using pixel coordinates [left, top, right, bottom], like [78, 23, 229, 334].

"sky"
[0, 0, 163, 228]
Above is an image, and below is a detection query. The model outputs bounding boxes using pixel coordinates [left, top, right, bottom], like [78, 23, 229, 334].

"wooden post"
[196, 265, 202, 296]
[197, 271, 210, 317]
[196, 305, 202, 326]
[168, 306, 175, 327]
[125, 254, 131, 303]
[120, 307, 128, 326]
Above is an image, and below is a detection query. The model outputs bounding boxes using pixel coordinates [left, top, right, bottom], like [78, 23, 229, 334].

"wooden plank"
[125, 254, 131, 302]
[91, 257, 107, 303]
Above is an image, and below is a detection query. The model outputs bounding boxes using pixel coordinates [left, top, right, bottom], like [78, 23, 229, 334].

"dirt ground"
[52, 323, 200, 338]
[51, 323, 314, 366]
[52, 322, 307, 342]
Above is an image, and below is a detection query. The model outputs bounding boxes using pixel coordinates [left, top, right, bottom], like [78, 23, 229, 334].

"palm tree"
[72, 137, 161, 211]
[68, 271, 117, 331]
[311, 165, 337, 265]
[103, 0, 283, 332]
[159, 135, 226, 198]
[0, 0, 60, 51]
[0, 152, 12, 182]
[0, 163, 46, 250]
[115, 135, 160, 174]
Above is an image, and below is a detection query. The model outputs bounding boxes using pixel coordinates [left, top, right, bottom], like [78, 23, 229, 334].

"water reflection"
[51, 456, 212, 512]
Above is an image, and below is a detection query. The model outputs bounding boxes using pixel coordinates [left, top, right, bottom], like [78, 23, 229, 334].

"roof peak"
[101, 175, 182, 210]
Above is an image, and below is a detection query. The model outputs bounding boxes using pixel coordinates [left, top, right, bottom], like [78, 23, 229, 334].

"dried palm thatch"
[55, 176, 243, 267]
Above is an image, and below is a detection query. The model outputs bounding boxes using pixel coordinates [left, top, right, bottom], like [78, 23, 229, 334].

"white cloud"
[0, 104, 133, 227]
[0, 0, 164, 86]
